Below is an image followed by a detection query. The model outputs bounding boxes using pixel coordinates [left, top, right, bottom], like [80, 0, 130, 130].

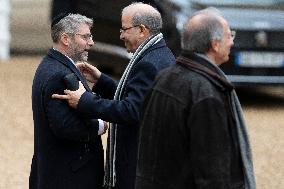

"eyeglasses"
[75, 33, 93, 41]
[119, 25, 139, 33]
[231, 30, 236, 40]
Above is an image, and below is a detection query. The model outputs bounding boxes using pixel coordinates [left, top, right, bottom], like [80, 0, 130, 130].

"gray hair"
[51, 13, 93, 43]
[181, 7, 224, 53]
[122, 2, 162, 35]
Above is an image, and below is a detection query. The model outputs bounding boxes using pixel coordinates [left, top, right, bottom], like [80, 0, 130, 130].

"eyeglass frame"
[66, 32, 93, 41]
[119, 25, 140, 33]
[231, 30, 236, 40]
[75, 33, 93, 41]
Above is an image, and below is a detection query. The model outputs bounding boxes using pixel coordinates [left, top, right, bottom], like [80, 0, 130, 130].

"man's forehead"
[121, 13, 133, 24]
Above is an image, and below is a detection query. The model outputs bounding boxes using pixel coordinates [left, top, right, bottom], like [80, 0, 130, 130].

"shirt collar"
[52, 48, 76, 66]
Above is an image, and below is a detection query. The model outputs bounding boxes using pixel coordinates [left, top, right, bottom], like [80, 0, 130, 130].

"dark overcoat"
[77, 39, 175, 189]
[29, 49, 104, 189]
[135, 52, 244, 189]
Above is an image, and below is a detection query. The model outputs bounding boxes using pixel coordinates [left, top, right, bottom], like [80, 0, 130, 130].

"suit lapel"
[47, 49, 91, 92]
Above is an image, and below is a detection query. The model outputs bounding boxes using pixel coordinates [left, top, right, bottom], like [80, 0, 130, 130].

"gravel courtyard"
[0, 56, 283, 189]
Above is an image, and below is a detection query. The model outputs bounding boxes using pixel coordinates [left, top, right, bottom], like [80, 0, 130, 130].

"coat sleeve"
[93, 73, 117, 99]
[188, 97, 232, 188]
[43, 72, 99, 142]
[77, 61, 157, 125]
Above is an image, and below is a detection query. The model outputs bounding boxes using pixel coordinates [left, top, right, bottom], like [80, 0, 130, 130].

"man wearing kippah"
[29, 13, 107, 189]
[52, 2, 176, 189]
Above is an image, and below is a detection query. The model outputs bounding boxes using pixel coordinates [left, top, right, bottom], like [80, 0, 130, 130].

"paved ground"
[10, 0, 52, 53]
[0, 56, 284, 189]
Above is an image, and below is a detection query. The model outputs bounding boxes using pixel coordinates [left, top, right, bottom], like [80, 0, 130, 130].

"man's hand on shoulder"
[52, 81, 86, 109]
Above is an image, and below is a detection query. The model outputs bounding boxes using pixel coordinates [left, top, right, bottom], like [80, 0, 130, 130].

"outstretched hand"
[52, 81, 86, 109]
[76, 62, 101, 84]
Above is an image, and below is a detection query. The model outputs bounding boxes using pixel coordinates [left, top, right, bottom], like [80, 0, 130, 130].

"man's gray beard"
[70, 51, 88, 62]
[68, 44, 88, 62]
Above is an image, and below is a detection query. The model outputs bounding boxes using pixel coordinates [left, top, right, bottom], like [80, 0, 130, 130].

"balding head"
[122, 2, 162, 35]
[181, 7, 234, 65]
[181, 10, 224, 53]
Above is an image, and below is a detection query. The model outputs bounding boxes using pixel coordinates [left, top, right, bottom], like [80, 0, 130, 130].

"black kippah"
[51, 12, 69, 28]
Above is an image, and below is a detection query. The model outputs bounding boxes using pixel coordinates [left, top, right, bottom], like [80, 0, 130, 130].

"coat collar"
[177, 51, 234, 91]
[47, 48, 91, 91]
[139, 38, 166, 57]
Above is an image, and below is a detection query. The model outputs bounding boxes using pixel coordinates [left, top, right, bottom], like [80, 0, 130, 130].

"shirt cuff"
[98, 119, 104, 135]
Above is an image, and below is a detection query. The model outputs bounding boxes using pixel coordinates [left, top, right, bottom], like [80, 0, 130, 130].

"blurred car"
[51, 0, 181, 76]
[51, 0, 284, 85]
[169, 0, 284, 86]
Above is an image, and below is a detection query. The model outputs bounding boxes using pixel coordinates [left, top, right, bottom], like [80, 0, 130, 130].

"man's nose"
[88, 38, 95, 46]
[120, 32, 124, 40]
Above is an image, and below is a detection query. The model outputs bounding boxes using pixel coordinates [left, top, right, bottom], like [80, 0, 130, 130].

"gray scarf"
[196, 53, 256, 189]
[104, 33, 164, 187]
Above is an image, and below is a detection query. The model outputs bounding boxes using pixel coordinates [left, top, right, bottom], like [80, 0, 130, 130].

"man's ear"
[60, 33, 71, 46]
[139, 24, 150, 37]
[211, 39, 220, 53]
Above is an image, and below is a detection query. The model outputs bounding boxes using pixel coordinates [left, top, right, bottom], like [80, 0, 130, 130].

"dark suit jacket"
[76, 39, 175, 189]
[29, 49, 104, 189]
